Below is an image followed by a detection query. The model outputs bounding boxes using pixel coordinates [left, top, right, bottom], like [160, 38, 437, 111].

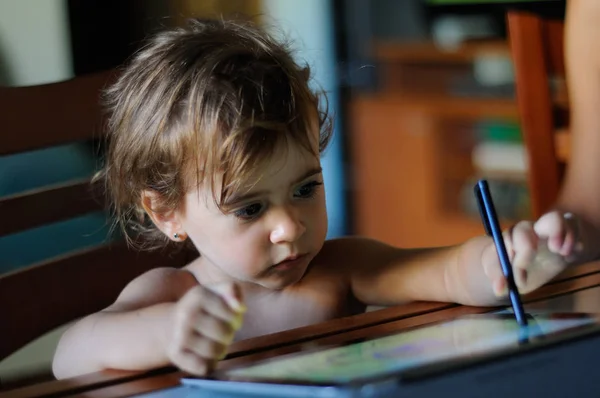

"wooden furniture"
[3, 261, 600, 397]
[348, 40, 522, 248]
[348, 1, 570, 247]
[507, 8, 569, 218]
[0, 71, 189, 378]
[349, 92, 518, 248]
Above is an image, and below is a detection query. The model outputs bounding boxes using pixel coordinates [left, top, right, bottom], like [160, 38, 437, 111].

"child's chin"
[259, 268, 308, 290]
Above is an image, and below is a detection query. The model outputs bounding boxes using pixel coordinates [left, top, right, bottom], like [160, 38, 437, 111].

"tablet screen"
[224, 313, 597, 384]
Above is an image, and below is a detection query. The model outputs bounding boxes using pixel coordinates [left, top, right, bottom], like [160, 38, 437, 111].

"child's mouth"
[270, 253, 308, 272]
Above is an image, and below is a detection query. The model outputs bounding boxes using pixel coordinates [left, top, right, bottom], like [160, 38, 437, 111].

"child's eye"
[294, 181, 323, 199]
[233, 203, 264, 220]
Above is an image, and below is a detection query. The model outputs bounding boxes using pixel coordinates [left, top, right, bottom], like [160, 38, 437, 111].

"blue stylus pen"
[474, 179, 528, 327]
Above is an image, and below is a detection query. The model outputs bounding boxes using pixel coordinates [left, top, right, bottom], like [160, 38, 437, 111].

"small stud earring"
[173, 233, 180, 239]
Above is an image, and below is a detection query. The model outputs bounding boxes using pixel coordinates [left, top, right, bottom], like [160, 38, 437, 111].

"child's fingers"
[179, 329, 228, 359]
[493, 278, 507, 298]
[534, 212, 564, 253]
[514, 267, 528, 292]
[534, 211, 563, 237]
[486, 212, 578, 297]
[171, 350, 214, 376]
[534, 211, 582, 257]
[206, 282, 246, 313]
[482, 243, 513, 297]
[483, 243, 505, 281]
[179, 286, 235, 322]
[533, 211, 579, 256]
[192, 314, 237, 345]
[557, 226, 576, 257]
[559, 212, 582, 257]
[510, 220, 538, 272]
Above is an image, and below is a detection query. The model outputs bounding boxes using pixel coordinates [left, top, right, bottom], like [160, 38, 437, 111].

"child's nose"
[269, 206, 306, 244]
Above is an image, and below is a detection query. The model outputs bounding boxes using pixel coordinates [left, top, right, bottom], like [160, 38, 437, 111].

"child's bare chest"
[235, 272, 365, 340]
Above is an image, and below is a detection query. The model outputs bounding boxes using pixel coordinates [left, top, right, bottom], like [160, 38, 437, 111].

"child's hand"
[166, 282, 245, 375]
[484, 211, 583, 297]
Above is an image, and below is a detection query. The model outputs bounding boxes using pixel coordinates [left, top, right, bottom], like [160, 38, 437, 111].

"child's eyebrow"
[223, 167, 323, 207]
[293, 166, 323, 185]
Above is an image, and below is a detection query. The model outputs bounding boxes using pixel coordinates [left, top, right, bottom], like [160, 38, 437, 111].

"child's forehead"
[183, 115, 322, 201]
[185, 138, 320, 196]
[238, 140, 321, 190]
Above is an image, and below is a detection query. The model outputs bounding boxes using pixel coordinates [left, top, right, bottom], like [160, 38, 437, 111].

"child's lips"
[270, 253, 309, 271]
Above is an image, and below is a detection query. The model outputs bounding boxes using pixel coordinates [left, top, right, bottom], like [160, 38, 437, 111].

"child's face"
[178, 139, 328, 290]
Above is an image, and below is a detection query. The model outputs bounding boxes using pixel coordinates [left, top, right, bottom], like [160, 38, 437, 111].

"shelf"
[373, 40, 510, 64]
[355, 93, 519, 120]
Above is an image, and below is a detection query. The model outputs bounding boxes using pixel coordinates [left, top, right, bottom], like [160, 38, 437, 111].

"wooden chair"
[0, 71, 189, 377]
[507, 7, 570, 218]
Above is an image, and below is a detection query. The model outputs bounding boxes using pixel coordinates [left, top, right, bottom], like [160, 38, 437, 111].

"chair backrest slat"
[507, 10, 566, 218]
[0, 242, 188, 361]
[0, 179, 102, 237]
[0, 70, 115, 155]
[0, 69, 190, 364]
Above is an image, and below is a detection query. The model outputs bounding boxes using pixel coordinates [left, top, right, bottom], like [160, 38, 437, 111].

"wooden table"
[4, 261, 600, 398]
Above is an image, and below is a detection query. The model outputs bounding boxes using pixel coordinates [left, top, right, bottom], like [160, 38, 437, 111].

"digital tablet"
[182, 312, 600, 397]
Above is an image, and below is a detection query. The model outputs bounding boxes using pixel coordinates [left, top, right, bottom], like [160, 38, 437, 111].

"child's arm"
[559, 0, 600, 229]
[552, 0, 600, 260]
[324, 235, 498, 307]
[331, 211, 585, 307]
[52, 268, 244, 379]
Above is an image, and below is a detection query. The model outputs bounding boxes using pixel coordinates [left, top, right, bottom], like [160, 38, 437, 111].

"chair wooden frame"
[0, 70, 189, 363]
[507, 9, 568, 218]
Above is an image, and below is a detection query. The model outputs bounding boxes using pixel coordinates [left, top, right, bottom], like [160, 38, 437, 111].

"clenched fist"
[166, 282, 245, 375]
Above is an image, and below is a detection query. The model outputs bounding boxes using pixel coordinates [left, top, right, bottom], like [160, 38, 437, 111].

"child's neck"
[187, 255, 297, 297]
[187, 255, 233, 285]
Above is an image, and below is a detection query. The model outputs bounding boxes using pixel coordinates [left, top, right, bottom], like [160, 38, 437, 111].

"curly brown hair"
[96, 18, 332, 250]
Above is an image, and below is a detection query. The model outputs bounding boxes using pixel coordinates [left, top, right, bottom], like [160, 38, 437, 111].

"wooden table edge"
[5, 261, 600, 398]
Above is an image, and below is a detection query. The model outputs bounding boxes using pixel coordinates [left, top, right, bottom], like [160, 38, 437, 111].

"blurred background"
[0, 0, 566, 388]
[0, 0, 568, 272]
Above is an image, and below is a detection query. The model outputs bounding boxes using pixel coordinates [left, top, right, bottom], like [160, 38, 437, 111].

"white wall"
[261, 0, 347, 238]
[0, 0, 72, 86]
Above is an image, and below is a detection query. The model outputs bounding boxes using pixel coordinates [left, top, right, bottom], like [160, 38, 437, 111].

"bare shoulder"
[106, 267, 198, 312]
[315, 236, 401, 272]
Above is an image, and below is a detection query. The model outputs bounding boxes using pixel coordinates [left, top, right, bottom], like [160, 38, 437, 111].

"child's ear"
[141, 190, 186, 241]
